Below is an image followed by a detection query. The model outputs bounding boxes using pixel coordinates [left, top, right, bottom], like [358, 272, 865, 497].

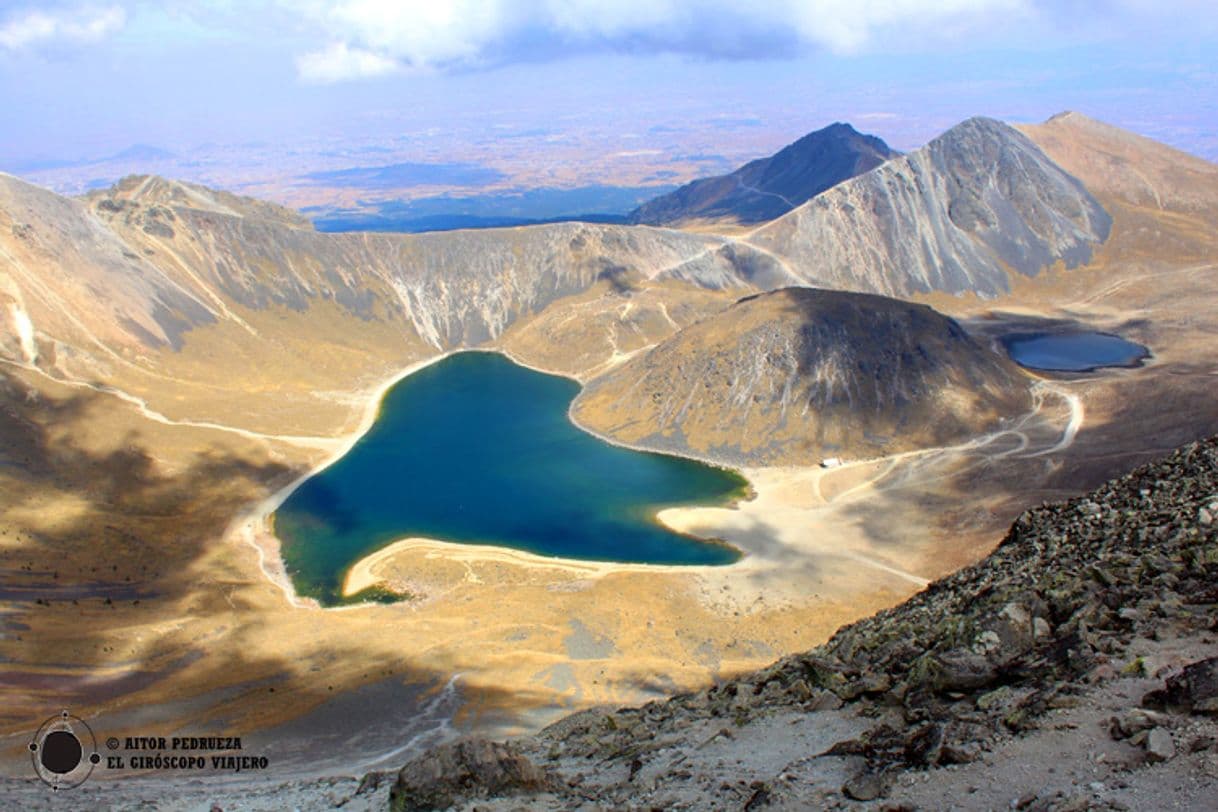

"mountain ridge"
[0, 113, 1110, 392]
[87, 173, 315, 228]
[742, 116, 1113, 298]
[629, 122, 896, 227]
[0, 114, 1123, 453]
[1017, 111, 1218, 218]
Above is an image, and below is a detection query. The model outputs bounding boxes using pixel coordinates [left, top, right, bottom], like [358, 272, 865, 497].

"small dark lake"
[275, 352, 746, 605]
[1002, 332, 1149, 372]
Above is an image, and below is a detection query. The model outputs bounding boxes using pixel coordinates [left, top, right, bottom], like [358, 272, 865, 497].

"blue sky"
[1, 1, 1215, 170]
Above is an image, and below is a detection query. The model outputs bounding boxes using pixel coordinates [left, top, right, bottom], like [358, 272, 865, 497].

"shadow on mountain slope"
[0, 373, 530, 769]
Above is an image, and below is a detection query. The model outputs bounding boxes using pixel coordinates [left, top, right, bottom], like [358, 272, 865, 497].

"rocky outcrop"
[89, 173, 316, 228]
[745, 117, 1112, 298]
[0, 173, 219, 352]
[389, 739, 554, 811]
[573, 286, 1032, 465]
[629, 122, 896, 227]
[704, 435, 1215, 745]
[1144, 657, 1218, 715]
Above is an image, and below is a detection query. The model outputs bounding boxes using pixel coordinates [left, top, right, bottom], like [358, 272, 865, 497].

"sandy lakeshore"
[339, 536, 655, 598]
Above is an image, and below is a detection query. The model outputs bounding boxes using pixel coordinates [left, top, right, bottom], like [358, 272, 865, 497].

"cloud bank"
[5, 1, 1215, 83]
[285, 0, 1032, 82]
[0, 5, 126, 50]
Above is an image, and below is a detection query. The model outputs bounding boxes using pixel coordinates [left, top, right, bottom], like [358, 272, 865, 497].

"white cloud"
[297, 40, 399, 82]
[282, 0, 1039, 81]
[783, 0, 1029, 54]
[289, 0, 512, 78]
[270, 0, 1218, 82]
[0, 5, 126, 50]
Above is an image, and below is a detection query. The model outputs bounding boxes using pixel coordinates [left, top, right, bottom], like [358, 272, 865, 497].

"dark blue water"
[275, 352, 746, 605]
[1003, 332, 1149, 372]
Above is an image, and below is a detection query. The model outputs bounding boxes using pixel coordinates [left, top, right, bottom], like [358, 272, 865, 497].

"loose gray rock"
[394, 437, 1218, 808]
[1109, 709, 1165, 739]
[934, 650, 999, 692]
[1144, 728, 1175, 763]
[1144, 657, 1218, 713]
[843, 770, 887, 801]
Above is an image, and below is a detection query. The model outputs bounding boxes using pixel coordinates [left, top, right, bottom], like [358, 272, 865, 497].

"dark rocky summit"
[573, 286, 1033, 465]
[389, 436, 1218, 809]
[629, 122, 896, 227]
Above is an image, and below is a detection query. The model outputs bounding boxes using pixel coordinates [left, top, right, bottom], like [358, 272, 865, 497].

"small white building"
[820, 457, 843, 469]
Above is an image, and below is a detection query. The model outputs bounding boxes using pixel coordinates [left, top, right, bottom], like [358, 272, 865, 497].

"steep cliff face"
[106, 203, 746, 348]
[629, 122, 896, 227]
[745, 117, 1112, 297]
[572, 287, 1032, 465]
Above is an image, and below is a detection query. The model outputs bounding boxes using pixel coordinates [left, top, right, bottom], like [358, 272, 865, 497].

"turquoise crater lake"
[1002, 332, 1150, 372]
[275, 352, 747, 605]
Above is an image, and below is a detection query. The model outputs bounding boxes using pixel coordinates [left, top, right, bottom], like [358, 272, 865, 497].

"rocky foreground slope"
[385, 436, 1218, 810]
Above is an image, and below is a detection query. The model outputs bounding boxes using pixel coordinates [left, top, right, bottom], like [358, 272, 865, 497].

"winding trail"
[0, 356, 342, 450]
[350, 672, 466, 772]
[1071, 262, 1214, 307]
[1, 314, 1092, 615]
[820, 378, 1084, 503]
[730, 236, 804, 283]
[1024, 382, 1084, 458]
[840, 551, 931, 587]
[735, 178, 799, 210]
[702, 374, 1091, 592]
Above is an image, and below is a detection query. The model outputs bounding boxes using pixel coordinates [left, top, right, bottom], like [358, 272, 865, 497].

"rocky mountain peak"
[629, 121, 897, 227]
[88, 174, 313, 229]
[1047, 109, 1083, 123]
[744, 114, 1112, 297]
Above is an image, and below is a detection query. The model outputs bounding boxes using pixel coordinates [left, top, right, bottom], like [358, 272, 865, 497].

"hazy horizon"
[3, 1, 1215, 208]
